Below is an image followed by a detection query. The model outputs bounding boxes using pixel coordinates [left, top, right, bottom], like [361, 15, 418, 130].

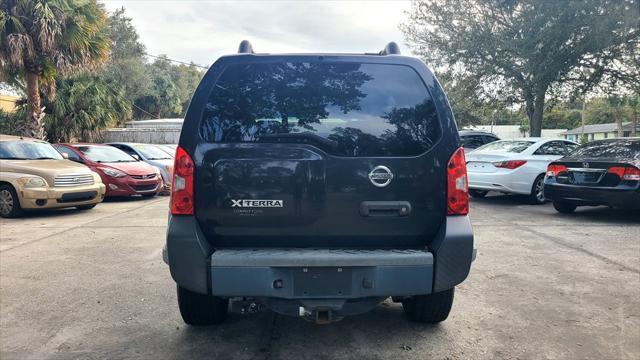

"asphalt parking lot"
[1, 196, 638, 360]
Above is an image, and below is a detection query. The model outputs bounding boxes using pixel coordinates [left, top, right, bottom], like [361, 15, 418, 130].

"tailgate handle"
[359, 201, 411, 217]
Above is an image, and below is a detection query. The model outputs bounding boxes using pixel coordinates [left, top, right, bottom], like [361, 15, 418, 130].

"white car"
[466, 138, 579, 204]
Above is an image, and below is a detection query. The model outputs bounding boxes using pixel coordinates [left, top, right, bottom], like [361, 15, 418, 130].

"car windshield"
[132, 144, 172, 160]
[0, 140, 63, 160]
[568, 140, 640, 159]
[199, 62, 441, 157]
[475, 140, 535, 153]
[77, 146, 136, 163]
[157, 145, 176, 156]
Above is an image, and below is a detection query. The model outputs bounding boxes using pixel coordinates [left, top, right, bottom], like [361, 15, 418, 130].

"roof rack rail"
[379, 41, 401, 55]
[238, 40, 254, 54]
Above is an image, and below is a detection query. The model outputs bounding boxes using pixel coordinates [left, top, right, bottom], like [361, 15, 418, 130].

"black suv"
[459, 130, 500, 152]
[164, 41, 475, 325]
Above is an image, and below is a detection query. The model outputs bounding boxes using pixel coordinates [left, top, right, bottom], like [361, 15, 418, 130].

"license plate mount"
[292, 267, 352, 297]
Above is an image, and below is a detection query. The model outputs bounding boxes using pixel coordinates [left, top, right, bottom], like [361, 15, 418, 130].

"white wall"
[464, 125, 567, 139]
[102, 129, 180, 144]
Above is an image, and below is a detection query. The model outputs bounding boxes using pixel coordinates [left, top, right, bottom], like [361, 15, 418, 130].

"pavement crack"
[519, 226, 640, 274]
[253, 313, 282, 360]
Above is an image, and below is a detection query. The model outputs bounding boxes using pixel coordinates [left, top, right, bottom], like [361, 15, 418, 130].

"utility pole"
[581, 96, 586, 143]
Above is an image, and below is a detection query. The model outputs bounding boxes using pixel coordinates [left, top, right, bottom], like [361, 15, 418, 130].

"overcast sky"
[102, 1, 413, 67]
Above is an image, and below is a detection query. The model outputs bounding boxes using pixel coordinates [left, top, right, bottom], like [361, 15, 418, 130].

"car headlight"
[17, 177, 48, 188]
[98, 167, 127, 178]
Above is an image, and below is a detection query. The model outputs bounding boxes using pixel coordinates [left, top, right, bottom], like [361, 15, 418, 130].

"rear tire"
[528, 174, 546, 205]
[553, 201, 577, 214]
[76, 204, 97, 210]
[0, 185, 23, 218]
[402, 288, 454, 323]
[177, 286, 228, 325]
[469, 189, 488, 198]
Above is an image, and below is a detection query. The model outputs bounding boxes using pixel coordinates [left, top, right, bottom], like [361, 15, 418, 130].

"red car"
[53, 144, 163, 197]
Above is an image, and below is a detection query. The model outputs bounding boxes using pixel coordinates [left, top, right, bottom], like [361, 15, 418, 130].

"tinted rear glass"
[569, 140, 640, 159]
[199, 62, 440, 156]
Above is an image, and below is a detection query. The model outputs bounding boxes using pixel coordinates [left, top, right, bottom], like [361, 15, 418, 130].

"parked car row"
[465, 136, 640, 213]
[0, 134, 178, 218]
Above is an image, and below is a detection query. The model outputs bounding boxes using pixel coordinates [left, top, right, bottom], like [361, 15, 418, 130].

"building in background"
[562, 122, 640, 142]
[0, 94, 18, 113]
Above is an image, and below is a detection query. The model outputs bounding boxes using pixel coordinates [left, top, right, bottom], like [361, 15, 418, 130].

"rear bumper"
[210, 249, 433, 298]
[544, 183, 640, 209]
[165, 215, 474, 297]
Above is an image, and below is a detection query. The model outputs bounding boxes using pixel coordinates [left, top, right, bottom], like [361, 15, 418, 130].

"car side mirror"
[61, 152, 69, 160]
[132, 154, 140, 161]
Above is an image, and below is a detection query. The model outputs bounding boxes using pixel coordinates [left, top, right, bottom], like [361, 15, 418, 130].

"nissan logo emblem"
[368, 165, 394, 187]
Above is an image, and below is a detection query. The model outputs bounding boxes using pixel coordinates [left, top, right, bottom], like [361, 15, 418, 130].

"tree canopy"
[0, 0, 110, 139]
[402, 0, 640, 136]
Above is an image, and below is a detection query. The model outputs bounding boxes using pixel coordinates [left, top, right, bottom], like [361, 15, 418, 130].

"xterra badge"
[231, 199, 284, 208]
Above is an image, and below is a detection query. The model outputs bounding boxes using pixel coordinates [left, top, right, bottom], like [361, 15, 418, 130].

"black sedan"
[544, 138, 640, 213]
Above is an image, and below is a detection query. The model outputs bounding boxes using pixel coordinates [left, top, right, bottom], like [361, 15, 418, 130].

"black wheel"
[177, 285, 228, 325]
[0, 184, 23, 218]
[469, 189, 488, 198]
[528, 174, 546, 205]
[402, 288, 454, 323]
[553, 201, 577, 214]
[76, 204, 97, 210]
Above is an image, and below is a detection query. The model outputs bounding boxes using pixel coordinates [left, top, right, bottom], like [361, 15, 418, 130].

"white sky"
[102, 0, 413, 66]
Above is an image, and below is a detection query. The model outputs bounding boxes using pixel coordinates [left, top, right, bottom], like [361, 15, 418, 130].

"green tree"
[43, 75, 131, 142]
[629, 95, 639, 136]
[100, 7, 152, 111]
[401, 0, 639, 136]
[0, 0, 110, 139]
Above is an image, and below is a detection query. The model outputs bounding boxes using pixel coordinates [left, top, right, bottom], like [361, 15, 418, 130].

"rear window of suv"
[199, 62, 441, 157]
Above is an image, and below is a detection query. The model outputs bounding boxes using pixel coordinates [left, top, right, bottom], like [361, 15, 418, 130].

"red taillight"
[608, 166, 640, 181]
[493, 160, 527, 169]
[170, 146, 194, 215]
[447, 147, 469, 215]
[546, 164, 568, 177]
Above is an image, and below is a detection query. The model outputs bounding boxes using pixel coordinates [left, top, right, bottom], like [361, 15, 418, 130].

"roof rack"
[379, 42, 401, 55]
[236, 40, 401, 56]
[238, 40, 254, 54]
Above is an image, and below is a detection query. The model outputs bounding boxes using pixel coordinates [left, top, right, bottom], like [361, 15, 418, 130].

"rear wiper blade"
[258, 133, 338, 149]
[33, 157, 58, 160]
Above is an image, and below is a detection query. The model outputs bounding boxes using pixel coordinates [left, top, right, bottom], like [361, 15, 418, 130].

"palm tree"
[44, 75, 131, 142]
[0, 0, 110, 139]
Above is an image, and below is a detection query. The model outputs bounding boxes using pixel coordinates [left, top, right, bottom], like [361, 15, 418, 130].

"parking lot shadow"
[471, 193, 639, 224]
[171, 303, 445, 359]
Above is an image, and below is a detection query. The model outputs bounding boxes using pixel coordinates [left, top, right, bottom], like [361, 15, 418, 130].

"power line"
[101, 80, 160, 120]
[143, 52, 209, 70]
